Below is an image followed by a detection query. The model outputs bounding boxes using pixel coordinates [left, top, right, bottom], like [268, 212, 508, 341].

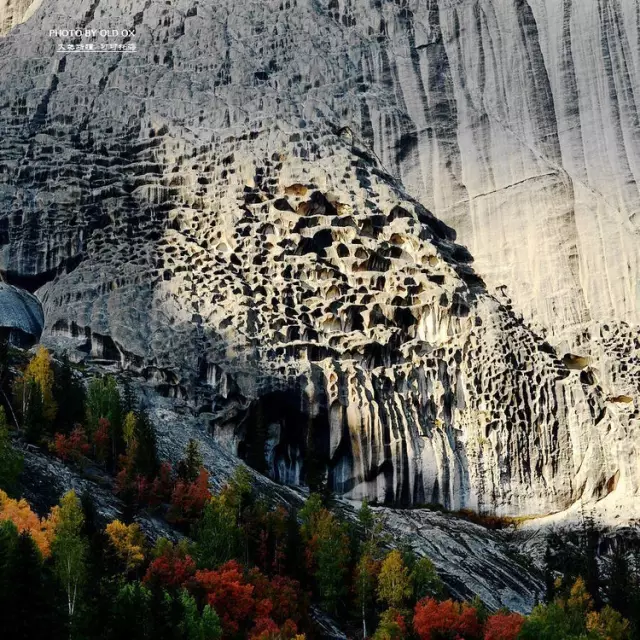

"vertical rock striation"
[0, 0, 637, 519]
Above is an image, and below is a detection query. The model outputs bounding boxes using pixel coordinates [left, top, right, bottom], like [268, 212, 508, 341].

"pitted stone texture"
[1, 0, 638, 339]
[0, 0, 637, 518]
[31, 131, 637, 517]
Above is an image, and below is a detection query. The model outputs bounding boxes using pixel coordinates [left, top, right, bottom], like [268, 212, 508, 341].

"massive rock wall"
[0, 0, 637, 518]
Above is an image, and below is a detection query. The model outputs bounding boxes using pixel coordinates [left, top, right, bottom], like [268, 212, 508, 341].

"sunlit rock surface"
[0, 0, 637, 522]
[0, 0, 42, 36]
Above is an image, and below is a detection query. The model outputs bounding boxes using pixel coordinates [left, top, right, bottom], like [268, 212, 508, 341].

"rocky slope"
[0, 0, 637, 522]
[18, 368, 543, 612]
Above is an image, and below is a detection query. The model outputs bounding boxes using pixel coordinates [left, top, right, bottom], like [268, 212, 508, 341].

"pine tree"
[284, 507, 305, 582]
[544, 540, 556, 603]
[355, 552, 379, 638]
[0, 336, 8, 382]
[0, 337, 18, 430]
[581, 508, 601, 608]
[629, 544, 640, 635]
[121, 378, 138, 415]
[53, 355, 85, 434]
[180, 590, 222, 640]
[410, 556, 444, 601]
[606, 541, 632, 620]
[0, 519, 18, 614]
[5, 530, 67, 639]
[195, 496, 241, 569]
[147, 585, 183, 640]
[358, 499, 389, 559]
[24, 378, 46, 443]
[178, 438, 204, 483]
[299, 494, 350, 615]
[133, 408, 159, 478]
[86, 376, 123, 454]
[0, 407, 22, 494]
[107, 581, 152, 640]
[123, 411, 137, 450]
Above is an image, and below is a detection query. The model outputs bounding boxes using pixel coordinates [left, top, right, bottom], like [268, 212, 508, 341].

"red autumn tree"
[248, 568, 308, 626]
[53, 426, 90, 462]
[134, 474, 150, 506]
[93, 417, 111, 463]
[483, 612, 525, 640]
[194, 560, 255, 636]
[53, 433, 72, 461]
[114, 444, 139, 502]
[250, 617, 300, 640]
[391, 609, 408, 636]
[414, 598, 482, 640]
[168, 467, 211, 524]
[148, 462, 174, 506]
[143, 549, 196, 589]
[114, 465, 133, 499]
[244, 504, 291, 576]
[250, 616, 280, 640]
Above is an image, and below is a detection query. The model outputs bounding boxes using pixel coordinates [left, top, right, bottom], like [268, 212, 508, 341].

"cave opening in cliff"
[236, 389, 334, 492]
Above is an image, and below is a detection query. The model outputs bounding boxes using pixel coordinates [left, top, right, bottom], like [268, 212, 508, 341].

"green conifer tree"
[178, 438, 204, 483]
[133, 408, 159, 478]
[5, 530, 67, 639]
[53, 355, 86, 434]
[0, 407, 22, 494]
[24, 378, 46, 443]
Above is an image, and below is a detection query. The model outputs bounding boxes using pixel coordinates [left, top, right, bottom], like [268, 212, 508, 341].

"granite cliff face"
[0, 0, 638, 520]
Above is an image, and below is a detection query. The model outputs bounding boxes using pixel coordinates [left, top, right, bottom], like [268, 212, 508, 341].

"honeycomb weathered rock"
[0, 0, 637, 522]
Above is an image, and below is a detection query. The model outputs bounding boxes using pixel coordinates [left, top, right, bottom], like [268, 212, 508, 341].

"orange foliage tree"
[0, 489, 56, 557]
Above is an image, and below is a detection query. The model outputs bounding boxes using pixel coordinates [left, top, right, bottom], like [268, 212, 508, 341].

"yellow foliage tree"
[0, 489, 57, 557]
[123, 411, 137, 450]
[587, 606, 630, 640]
[19, 345, 57, 423]
[567, 576, 593, 614]
[105, 519, 146, 571]
[377, 549, 412, 609]
[50, 490, 87, 619]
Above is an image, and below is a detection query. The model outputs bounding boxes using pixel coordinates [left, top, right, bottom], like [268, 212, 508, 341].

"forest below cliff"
[1, 344, 640, 640]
